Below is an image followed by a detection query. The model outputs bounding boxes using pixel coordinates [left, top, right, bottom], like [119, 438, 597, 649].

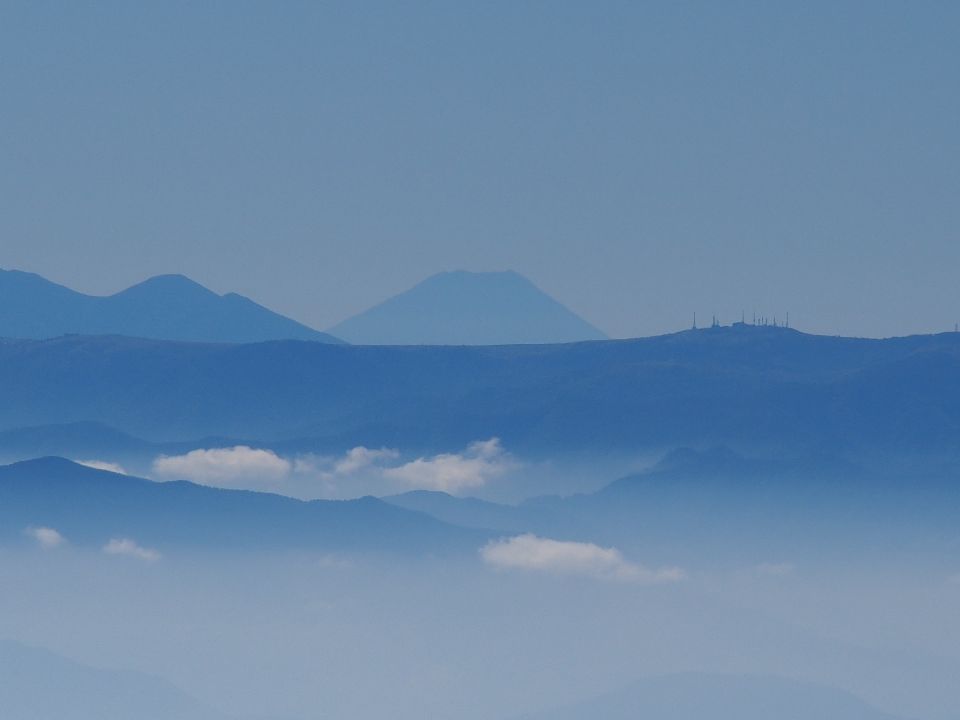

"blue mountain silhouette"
[386, 445, 960, 562]
[0, 457, 484, 553]
[0, 639, 240, 720]
[0, 269, 341, 343]
[513, 673, 904, 720]
[329, 270, 607, 345]
[0, 326, 958, 454]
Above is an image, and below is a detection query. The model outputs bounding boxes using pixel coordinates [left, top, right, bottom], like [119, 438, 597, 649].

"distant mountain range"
[0, 268, 341, 344]
[0, 421, 263, 466]
[0, 457, 484, 553]
[0, 639, 238, 720]
[512, 673, 904, 720]
[386, 445, 960, 562]
[0, 325, 958, 457]
[3, 444, 956, 565]
[329, 270, 607, 345]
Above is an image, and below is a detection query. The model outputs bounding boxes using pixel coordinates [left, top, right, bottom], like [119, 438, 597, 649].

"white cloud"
[149, 440, 514, 498]
[103, 538, 161, 562]
[152, 446, 291, 487]
[383, 438, 512, 494]
[295, 447, 401, 479]
[25, 526, 66, 549]
[76, 459, 127, 475]
[481, 534, 685, 584]
[291, 447, 404, 497]
[332, 446, 400, 475]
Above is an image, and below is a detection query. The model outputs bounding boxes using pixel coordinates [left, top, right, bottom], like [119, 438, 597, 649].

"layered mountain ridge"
[0, 269, 340, 344]
[0, 325, 957, 454]
[0, 457, 483, 553]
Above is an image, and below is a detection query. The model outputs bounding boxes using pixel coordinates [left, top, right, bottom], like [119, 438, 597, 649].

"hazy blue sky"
[1, 1, 958, 338]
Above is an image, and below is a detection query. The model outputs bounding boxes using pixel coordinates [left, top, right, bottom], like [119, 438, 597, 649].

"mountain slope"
[0, 457, 484, 553]
[0, 269, 341, 344]
[0, 326, 959, 454]
[329, 270, 607, 345]
[384, 490, 522, 533]
[384, 446, 960, 562]
[0, 422, 155, 462]
[0, 639, 236, 720]
[513, 673, 904, 720]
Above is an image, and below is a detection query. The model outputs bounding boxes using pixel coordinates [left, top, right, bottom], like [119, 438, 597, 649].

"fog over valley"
[3, 2, 959, 717]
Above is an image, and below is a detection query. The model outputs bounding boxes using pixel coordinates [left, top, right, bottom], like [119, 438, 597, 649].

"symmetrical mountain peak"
[329, 270, 607, 345]
[115, 273, 215, 296]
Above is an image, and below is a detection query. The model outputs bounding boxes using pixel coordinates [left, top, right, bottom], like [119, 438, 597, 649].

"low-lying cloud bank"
[153, 446, 291, 487]
[382, 438, 511, 493]
[481, 534, 685, 584]
[151, 439, 514, 497]
[327, 447, 400, 476]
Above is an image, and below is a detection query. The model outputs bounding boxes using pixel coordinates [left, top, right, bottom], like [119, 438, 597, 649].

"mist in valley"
[3, 449, 960, 720]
